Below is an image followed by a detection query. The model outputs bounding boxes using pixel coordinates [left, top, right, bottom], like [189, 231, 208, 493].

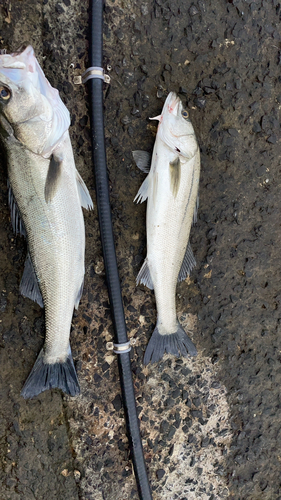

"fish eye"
[0, 86, 11, 101]
[181, 109, 189, 119]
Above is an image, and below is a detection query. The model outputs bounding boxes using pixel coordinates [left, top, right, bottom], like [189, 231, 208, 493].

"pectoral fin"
[44, 154, 62, 203]
[169, 157, 181, 198]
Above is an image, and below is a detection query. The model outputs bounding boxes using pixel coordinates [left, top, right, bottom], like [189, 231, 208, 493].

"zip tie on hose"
[106, 341, 132, 354]
[83, 66, 104, 83]
[113, 341, 131, 354]
[74, 67, 111, 85]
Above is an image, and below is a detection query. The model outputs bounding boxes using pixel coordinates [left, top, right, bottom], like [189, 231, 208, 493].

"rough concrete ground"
[0, 0, 281, 499]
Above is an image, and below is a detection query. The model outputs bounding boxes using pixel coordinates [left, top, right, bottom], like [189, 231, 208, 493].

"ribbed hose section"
[89, 79, 128, 341]
[88, 1, 152, 499]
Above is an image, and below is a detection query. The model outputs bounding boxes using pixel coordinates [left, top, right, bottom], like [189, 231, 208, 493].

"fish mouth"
[0, 47, 29, 85]
[13, 42, 32, 55]
[0, 46, 43, 89]
[163, 92, 182, 116]
[149, 92, 183, 122]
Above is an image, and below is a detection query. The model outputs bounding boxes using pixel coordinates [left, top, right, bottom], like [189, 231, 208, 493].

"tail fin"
[21, 347, 80, 399]
[143, 323, 197, 365]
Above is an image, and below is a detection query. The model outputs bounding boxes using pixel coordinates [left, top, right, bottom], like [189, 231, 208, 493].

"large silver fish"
[0, 46, 93, 398]
[134, 92, 200, 364]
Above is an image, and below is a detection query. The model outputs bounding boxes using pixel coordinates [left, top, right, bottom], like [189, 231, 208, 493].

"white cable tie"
[82, 66, 104, 84]
[113, 341, 131, 354]
[74, 67, 110, 85]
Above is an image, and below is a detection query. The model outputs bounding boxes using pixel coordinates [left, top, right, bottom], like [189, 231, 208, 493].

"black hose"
[87, 1, 152, 499]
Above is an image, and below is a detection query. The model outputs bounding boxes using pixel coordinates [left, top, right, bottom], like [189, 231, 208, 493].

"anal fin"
[178, 242, 196, 282]
[20, 253, 44, 308]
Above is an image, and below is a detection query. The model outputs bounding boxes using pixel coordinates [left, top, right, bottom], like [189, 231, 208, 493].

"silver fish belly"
[0, 46, 93, 398]
[134, 92, 200, 364]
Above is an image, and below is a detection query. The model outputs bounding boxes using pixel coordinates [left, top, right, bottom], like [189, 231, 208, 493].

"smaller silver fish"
[134, 92, 200, 364]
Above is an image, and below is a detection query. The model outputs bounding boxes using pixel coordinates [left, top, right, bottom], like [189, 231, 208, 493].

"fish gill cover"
[0, 45, 70, 156]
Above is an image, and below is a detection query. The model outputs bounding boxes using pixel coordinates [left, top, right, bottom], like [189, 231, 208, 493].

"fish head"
[0, 45, 70, 156]
[152, 92, 197, 158]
